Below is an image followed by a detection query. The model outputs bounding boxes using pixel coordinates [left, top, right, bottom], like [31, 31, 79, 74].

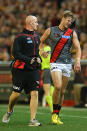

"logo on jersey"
[27, 37, 33, 44]
[36, 81, 40, 84]
[62, 35, 70, 39]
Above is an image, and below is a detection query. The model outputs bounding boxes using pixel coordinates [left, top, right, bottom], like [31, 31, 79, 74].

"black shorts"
[41, 69, 52, 84]
[11, 68, 40, 94]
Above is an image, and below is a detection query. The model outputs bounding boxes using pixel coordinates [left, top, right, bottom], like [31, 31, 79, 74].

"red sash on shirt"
[50, 28, 72, 63]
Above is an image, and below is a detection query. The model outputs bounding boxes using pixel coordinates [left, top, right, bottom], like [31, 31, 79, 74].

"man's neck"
[58, 23, 66, 31]
[26, 26, 34, 31]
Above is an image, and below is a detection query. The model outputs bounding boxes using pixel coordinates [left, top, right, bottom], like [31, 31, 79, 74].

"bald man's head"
[25, 15, 38, 31]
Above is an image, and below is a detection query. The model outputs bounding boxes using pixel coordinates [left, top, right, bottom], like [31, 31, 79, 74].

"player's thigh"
[51, 71, 62, 88]
[11, 91, 21, 98]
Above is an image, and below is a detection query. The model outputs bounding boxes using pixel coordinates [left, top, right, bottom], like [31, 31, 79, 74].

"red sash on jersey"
[50, 28, 72, 63]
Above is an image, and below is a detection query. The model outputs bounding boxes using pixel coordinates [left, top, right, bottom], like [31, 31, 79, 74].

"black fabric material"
[53, 104, 59, 110]
[12, 68, 40, 94]
[11, 28, 40, 70]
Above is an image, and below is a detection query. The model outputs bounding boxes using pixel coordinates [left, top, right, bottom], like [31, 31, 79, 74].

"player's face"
[63, 16, 73, 29]
[31, 18, 38, 30]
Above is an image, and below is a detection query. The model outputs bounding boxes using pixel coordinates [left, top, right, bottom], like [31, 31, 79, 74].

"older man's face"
[31, 17, 38, 30]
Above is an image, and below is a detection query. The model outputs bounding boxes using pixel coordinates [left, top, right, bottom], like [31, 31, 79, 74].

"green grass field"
[0, 105, 87, 131]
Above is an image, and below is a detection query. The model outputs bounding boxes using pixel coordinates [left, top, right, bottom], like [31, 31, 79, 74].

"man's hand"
[40, 50, 48, 58]
[37, 57, 41, 64]
[30, 57, 41, 64]
[30, 57, 41, 69]
[74, 62, 81, 73]
[30, 57, 36, 64]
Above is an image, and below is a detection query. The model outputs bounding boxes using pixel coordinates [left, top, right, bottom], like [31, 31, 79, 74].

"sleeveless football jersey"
[47, 26, 73, 64]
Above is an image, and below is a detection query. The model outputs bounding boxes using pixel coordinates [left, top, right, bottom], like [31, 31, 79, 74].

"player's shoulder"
[51, 26, 58, 29]
[50, 26, 58, 32]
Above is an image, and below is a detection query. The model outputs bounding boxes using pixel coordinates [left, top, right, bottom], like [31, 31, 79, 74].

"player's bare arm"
[72, 31, 81, 72]
[39, 28, 50, 58]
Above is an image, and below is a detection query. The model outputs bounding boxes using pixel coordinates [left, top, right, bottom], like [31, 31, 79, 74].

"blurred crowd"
[0, 0, 87, 61]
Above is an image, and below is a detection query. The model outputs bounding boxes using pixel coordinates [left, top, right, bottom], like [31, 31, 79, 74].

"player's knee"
[55, 85, 61, 91]
[31, 91, 38, 98]
[16, 93, 20, 98]
[54, 83, 61, 90]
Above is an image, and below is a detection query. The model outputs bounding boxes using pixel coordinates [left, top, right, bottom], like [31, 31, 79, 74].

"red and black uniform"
[11, 28, 40, 94]
[47, 26, 73, 64]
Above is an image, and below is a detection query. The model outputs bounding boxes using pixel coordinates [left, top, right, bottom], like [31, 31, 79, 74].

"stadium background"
[0, 0, 87, 106]
[0, 0, 87, 131]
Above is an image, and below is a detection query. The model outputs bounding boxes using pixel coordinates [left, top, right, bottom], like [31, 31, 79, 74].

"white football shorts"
[50, 63, 72, 77]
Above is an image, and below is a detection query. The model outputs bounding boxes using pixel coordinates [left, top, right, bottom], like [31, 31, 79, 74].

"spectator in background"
[80, 33, 87, 50]
[81, 42, 87, 59]
[74, 42, 87, 107]
[0, 0, 87, 43]
[0, 45, 9, 61]
[75, 41, 87, 108]
[74, 65, 87, 108]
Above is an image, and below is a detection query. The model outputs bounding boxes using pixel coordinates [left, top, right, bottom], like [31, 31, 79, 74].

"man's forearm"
[39, 42, 44, 51]
[75, 47, 81, 63]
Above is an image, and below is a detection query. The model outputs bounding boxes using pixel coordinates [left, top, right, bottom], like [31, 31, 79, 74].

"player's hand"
[30, 57, 41, 69]
[40, 50, 48, 58]
[30, 57, 36, 64]
[30, 57, 41, 64]
[74, 62, 81, 73]
[36, 57, 41, 64]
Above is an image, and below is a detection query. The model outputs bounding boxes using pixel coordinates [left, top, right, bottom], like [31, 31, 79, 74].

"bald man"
[2, 15, 41, 126]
